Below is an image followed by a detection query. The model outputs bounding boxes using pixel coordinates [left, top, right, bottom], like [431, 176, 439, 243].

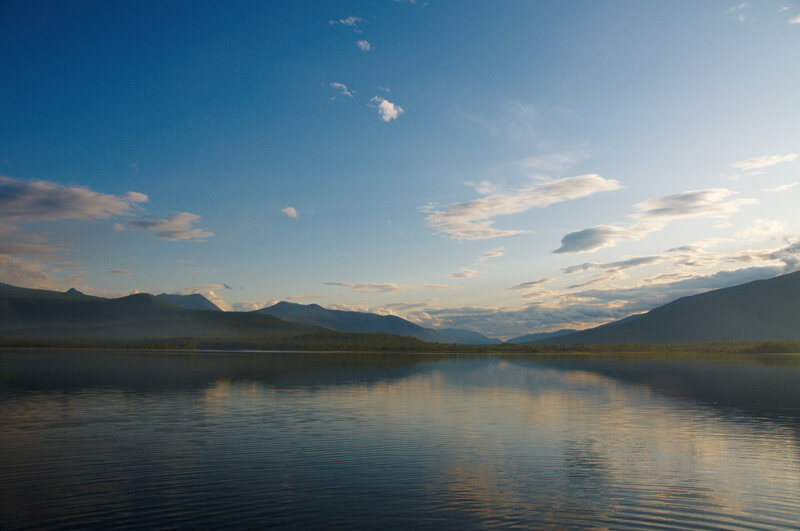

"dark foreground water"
[1, 350, 799, 529]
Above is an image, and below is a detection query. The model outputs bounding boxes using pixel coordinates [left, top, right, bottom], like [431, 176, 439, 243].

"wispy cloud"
[0, 254, 83, 291]
[426, 175, 621, 241]
[0, 241, 58, 258]
[731, 153, 798, 171]
[124, 212, 213, 241]
[555, 188, 756, 253]
[790, 14, 800, 24]
[765, 183, 798, 192]
[476, 247, 505, 263]
[330, 16, 362, 31]
[329, 82, 353, 99]
[370, 97, 403, 121]
[110, 269, 132, 275]
[725, 2, 749, 21]
[444, 268, 478, 279]
[326, 281, 461, 293]
[356, 40, 371, 52]
[282, 206, 299, 219]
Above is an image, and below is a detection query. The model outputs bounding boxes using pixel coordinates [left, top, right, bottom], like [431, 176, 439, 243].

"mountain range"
[519, 270, 800, 344]
[2, 269, 800, 348]
[255, 301, 501, 345]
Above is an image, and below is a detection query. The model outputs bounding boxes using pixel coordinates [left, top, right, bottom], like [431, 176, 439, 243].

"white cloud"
[731, 153, 798, 171]
[555, 188, 756, 253]
[127, 212, 213, 241]
[790, 14, 800, 24]
[356, 40, 371, 51]
[330, 16, 362, 30]
[426, 174, 621, 240]
[330, 82, 353, 98]
[476, 247, 505, 263]
[736, 218, 787, 239]
[779, 6, 790, 13]
[282, 206, 299, 219]
[764, 183, 798, 192]
[370, 97, 403, 121]
[444, 268, 478, 279]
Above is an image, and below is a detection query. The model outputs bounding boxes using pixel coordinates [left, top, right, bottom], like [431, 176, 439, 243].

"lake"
[1, 349, 799, 529]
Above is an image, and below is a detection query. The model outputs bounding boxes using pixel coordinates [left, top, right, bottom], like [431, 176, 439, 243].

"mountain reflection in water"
[1, 350, 799, 529]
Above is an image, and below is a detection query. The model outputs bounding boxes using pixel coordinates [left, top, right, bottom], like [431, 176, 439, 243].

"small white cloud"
[370, 96, 404, 122]
[330, 16, 362, 30]
[731, 153, 798, 171]
[443, 268, 478, 279]
[356, 40, 371, 51]
[736, 218, 787, 239]
[779, 6, 790, 13]
[765, 183, 798, 192]
[725, 2, 748, 14]
[329, 82, 353, 98]
[790, 14, 800, 24]
[282, 207, 299, 219]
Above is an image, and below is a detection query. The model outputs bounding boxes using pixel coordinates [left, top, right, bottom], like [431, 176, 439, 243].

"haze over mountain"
[256, 301, 501, 345]
[506, 329, 577, 344]
[525, 270, 800, 345]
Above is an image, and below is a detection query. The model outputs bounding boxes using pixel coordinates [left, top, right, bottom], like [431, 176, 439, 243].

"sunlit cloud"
[125, 212, 213, 241]
[790, 14, 800, 24]
[282, 206, 299, 219]
[356, 40, 371, 51]
[764, 183, 797, 192]
[731, 153, 797, 171]
[444, 268, 478, 279]
[476, 247, 505, 263]
[555, 188, 756, 253]
[426, 174, 621, 240]
[370, 97, 403, 121]
[326, 281, 461, 293]
[736, 218, 787, 239]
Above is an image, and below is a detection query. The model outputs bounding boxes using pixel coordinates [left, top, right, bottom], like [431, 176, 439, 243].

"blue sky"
[2, 0, 800, 338]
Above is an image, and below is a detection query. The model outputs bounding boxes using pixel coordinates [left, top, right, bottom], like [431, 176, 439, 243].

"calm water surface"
[1, 349, 799, 529]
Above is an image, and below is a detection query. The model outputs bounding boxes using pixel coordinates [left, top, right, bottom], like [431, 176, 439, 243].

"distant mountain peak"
[65, 288, 84, 296]
[155, 293, 221, 312]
